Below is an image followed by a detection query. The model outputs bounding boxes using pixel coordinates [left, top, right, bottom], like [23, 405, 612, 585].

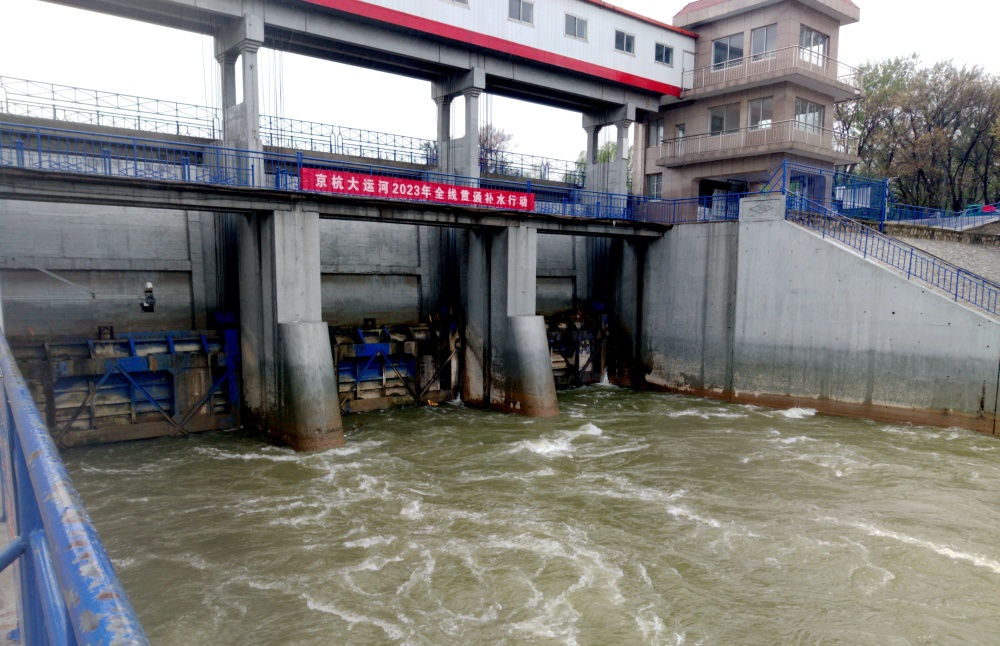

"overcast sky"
[1, 0, 996, 162]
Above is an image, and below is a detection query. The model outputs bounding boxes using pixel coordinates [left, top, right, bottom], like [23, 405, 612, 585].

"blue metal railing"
[786, 193, 1000, 317]
[0, 121, 739, 225]
[0, 332, 149, 645]
[887, 202, 1000, 231]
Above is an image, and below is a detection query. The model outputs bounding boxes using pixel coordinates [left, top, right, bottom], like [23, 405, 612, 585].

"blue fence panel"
[0, 332, 150, 645]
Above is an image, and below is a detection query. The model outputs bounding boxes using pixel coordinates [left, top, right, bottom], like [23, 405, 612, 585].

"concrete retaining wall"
[641, 221, 737, 396]
[639, 194, 1000, 433]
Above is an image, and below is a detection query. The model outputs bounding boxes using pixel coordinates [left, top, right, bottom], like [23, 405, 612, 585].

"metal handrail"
[0, 121, 742, 225]
[787, 193, 1000, 317]
[0, 332, 150, 644]
[660, 119, 859, 159]
[682, 45, 863, 93]
[0, 76, 219, 139]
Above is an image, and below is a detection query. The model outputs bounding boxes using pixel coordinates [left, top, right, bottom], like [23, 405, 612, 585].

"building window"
[750, 24, 777, 60]
[799, 26, 829, 64]
[675, 124, 686, 155]
[615, 30, 635, 54]
[565, 14, 587, 39]
[647, 118, 664, 147]
[508, 0, 533, 24]
[795, 98, 824, 133]
[646, 173, 663, 198]
[710, 104, 740, 135]
[748, 97, 773, 129]
[712, 33, 744, 69]
[655, 43, 673, 66]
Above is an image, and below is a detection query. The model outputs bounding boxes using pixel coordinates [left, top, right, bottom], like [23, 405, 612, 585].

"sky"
[1, 0, 997, 162]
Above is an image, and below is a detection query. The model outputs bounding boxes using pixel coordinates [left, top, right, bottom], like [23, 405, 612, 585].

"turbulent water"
[64, 387, 1000, 645]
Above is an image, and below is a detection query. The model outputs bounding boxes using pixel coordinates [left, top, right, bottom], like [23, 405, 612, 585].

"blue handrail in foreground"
[786, 193, 1000, 318]
[0, 332, 149, 645]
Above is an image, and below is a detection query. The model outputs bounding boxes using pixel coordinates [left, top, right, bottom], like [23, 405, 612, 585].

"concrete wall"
[641, 221, 738, 395]
[0, 201, 455, 337]
[536, 233, 588, 316]
[732, 198, 1000, 427]
[0, 200, 215, 338]
[638, 194, 1000, 433]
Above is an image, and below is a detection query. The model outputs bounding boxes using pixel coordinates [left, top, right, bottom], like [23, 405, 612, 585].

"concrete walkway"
[894, 236, 1000, 285]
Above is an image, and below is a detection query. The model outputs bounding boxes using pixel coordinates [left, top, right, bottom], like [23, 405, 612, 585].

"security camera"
[140, 282, 156, 313]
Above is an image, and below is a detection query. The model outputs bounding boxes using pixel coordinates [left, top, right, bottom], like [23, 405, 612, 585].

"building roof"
[676, 0, 857, 13]
[578, 0, 698, 38]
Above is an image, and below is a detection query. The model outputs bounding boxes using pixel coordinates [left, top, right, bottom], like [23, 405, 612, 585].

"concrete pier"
[463, 226, 559, 417]
[238, 205, 344, 450]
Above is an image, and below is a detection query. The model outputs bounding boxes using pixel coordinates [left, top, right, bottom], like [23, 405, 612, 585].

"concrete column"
[215, 14, 263, 152]
[238, 39, 262, 151]
[457, 89, 482, 179]
[238, 205, 344, 450]
[434, 95, 452, 174]
[217, 51, 238, 112]
[0, 270, 5, 333]
[610, 120, 632, 195]
[462, 226, 558, 417]
[583, 125, 602, 192]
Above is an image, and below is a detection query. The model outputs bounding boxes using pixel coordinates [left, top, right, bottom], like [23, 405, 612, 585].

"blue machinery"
[0, 331, 150, 644]
[13, 331, 240, 450]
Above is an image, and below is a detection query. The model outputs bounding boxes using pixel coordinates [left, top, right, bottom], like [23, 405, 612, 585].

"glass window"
[799, 26, 829, 64]
[710, 104, 740, 135]
[646, 173, 663, 198]
[655, 43, 673, 65]
[675, 124, 685, 155]
[795, 98, 824, 133]
[509, 0, 533, 24]
[750, 24, 777, 60]
[615, 30, 635, 54]
[748, 97, 773, 129]
[712, 33, 744, 69]
[647, 118, 664, 147]
[565, 14, 587, 39]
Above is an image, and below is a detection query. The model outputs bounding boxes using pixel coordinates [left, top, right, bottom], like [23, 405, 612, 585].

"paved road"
[895, 236, 1000, 284]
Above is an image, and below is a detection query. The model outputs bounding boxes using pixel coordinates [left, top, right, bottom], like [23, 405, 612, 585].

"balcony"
[656, 119, 860, 168]
[681, 46, 864, 103]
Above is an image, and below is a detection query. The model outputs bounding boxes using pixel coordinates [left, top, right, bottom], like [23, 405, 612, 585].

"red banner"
[300, 168, 535, 211]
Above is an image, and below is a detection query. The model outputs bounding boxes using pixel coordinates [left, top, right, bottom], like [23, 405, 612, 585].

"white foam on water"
[511, 437, 574, 457]
[667, 505, 722, 529]
[637, 562, 653, 586]
[634, 606, 665, 642]
[781, 407, 817, 419]
[667, 409, 746, 420]
[510, 424, 608, 458]
[773, 435, 818, 445]
[400, 499, 423, 520]
[303, 594, 407, 641]
[343, 535, 396, 549]
[832, 518, 1000, 575]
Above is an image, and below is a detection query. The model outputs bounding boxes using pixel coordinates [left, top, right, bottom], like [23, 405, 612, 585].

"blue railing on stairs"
[0, 121, 743, 226]
[786, 193, 1000, 317]
[0, 331, 149, 645]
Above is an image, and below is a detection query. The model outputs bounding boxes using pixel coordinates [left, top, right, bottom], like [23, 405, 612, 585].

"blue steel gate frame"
[0, 332, 149, 645]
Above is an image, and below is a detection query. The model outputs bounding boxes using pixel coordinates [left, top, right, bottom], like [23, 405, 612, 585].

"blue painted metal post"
[880, 177, 889, 233]
[781, 159, 788, 194]
[0, 333, 150, 645]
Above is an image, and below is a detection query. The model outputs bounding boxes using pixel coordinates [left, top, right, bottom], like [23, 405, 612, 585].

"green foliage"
[837, 55, 1000, 210]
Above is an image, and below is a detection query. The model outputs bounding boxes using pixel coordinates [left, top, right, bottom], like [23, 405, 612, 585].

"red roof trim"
[303, 0, 685, 97]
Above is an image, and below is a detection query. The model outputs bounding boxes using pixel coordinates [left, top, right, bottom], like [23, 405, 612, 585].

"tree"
[478, 124, 514, 152]
[836, 56, 1000, 210]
